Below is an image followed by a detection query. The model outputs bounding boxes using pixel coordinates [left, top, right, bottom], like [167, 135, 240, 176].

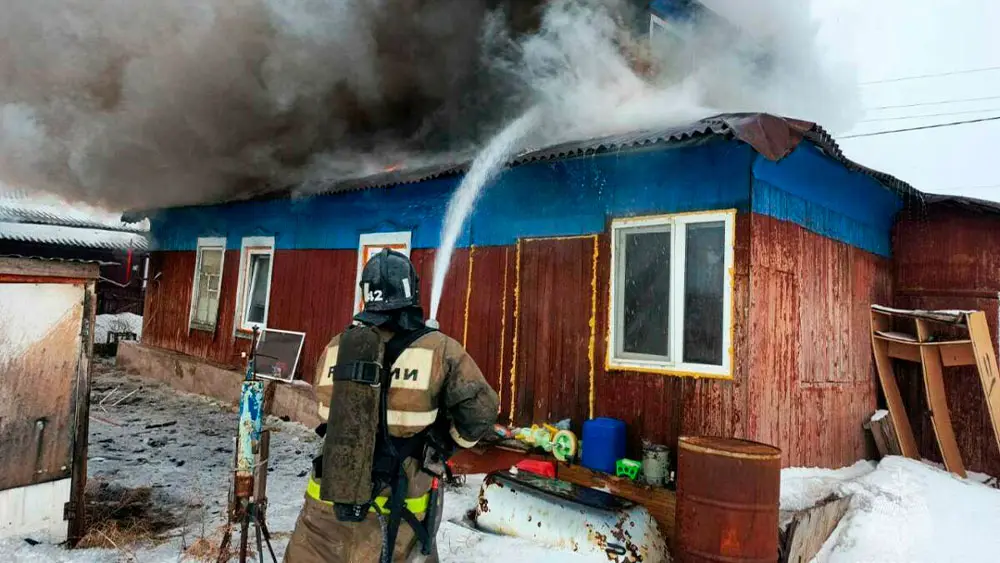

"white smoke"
[0, 0, 859, 210]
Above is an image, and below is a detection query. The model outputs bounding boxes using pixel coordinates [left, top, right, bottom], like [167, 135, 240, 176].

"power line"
[935, 184, 1000, 192]
[839, 116, 1000, 139]
[860, 107, 1000, 123]
[861, 65, 1000, 85]
[867, 94, 1000, 111]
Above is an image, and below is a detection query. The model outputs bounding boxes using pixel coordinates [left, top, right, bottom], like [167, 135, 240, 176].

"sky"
[811, 0, 1000, 201]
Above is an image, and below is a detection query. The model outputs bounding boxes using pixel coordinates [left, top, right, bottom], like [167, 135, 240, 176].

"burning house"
[119, 113, 918, 469]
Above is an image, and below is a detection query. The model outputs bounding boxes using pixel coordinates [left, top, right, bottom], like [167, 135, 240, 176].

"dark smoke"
[0, 0, 548, 209]
[0, 0, 858, 211]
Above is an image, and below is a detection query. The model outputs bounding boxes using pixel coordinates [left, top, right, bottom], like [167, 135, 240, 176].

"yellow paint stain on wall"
[497, 247, 510, 417]
[462, 246, 476, 347]
[509, 241, 522, 425]
[588, 235, 599, 420]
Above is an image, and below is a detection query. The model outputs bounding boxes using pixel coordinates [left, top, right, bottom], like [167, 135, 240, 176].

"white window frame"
[354, 232, 412, 314]
[234, 236, 276, 335]
[608, 210, 735, 378]
[188, 237, 227, 332]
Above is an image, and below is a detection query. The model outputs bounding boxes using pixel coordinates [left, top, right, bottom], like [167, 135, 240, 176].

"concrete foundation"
[117, 342, 324, 429]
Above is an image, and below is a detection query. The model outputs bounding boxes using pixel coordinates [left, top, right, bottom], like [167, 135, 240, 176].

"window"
[189, 237, 226, 331]
[609, 211, 734, 377]
[354, 231, 412, 314]
[234, 236, 275, 334]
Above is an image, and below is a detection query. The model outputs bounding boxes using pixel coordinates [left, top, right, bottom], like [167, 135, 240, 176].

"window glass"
[620, 228, 671, 358]
[682, 221, 726, 365]
[245, 253, 270, 325]
[192, 247, 223, 328]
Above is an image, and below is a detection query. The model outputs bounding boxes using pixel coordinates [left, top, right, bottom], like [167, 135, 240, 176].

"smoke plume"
[0, 0, 859, 211]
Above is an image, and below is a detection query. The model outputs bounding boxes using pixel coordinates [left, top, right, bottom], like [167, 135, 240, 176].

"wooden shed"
[120, 113, 918, 468]
[0, 256, 97, 543]
[892, 194, 1000, 476]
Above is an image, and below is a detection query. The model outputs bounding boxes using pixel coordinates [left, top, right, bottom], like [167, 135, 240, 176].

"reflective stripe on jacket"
[305, 474, 430, 516]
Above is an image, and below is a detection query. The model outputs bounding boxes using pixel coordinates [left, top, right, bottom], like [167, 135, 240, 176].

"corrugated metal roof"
[123, 112, 921, 218]
[0, 254, 115, 266]
[0, 193, 149, 233]
[922, 193, 1000, 215]
[0, 222, 149, 251]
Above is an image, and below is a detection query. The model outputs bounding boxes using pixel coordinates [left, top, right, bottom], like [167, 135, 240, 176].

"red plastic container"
[515, 459, 556, 478]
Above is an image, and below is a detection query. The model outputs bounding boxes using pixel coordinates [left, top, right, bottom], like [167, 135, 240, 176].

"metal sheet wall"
[748, 214, 892, 468]
[893, 209, 1000, 475]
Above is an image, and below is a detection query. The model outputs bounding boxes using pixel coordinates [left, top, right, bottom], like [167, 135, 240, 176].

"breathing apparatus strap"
[377, 324, 437, 563]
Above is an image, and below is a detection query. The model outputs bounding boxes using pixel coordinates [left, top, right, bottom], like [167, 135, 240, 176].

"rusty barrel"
[674, 436, 781, 563]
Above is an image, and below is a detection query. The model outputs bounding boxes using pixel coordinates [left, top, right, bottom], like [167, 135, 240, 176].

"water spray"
[428, 106, 542, 324]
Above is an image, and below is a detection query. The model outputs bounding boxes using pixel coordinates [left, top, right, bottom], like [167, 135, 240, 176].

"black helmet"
[358, 248, 420, 314]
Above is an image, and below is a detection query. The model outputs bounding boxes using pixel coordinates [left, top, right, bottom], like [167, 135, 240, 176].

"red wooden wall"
[143, 212, 890, 468]
[143, 248, 473, 381]
[748, 214, 892, 468]
[893, 208, 1000, 476]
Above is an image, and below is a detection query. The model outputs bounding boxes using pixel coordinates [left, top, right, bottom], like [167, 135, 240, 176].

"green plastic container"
[616, 458, 642, 480]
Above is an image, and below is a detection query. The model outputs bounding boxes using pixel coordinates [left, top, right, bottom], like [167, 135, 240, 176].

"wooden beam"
[558, 462, 676, 542]
[886, 341, 922, 363]
[940, 342, 977, 367]
[0, 257, 99, 280]
[780, 496, 851, 563]
[967, 311, 1000, 462]
[919, 344, 966, 477]
[870, 311, 920, 459]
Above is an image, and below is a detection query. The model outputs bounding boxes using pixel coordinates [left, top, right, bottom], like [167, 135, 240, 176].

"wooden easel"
[870, 305, 1000, 477]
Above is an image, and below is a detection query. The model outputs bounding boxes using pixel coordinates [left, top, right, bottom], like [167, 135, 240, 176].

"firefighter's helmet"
[358, 248, 420, 313]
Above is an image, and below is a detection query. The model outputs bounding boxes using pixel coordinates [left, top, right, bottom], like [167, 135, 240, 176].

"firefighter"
[284, 248, 499, 563]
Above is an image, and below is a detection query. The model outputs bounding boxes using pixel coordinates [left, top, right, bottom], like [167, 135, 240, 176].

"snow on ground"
[5, 359, 1000, 562]
[94, 313, 143, 345]
[0, 360, 605, 562]
[781, 460, 877, 512]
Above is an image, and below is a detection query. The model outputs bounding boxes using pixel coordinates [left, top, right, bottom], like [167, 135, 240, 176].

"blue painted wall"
[148, 137, 902, 256]
[751, 142, 903, 257]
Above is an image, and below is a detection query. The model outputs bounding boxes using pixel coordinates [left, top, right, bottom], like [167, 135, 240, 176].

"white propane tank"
[474, 471, 668, 563]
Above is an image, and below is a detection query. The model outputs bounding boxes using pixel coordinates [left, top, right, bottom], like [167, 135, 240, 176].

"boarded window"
[189, 237, 226, 331]
[609, 211, 734, 377]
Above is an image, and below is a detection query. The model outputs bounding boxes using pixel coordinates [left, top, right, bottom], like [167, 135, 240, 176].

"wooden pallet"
[870, 305, 1000, 477]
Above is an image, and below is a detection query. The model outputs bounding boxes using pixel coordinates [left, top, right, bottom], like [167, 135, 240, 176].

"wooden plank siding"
[143, 248, 473, 382]
[143, 212, 887, 468]
[893, 208, 1000, 476]
[749, 214, 892, 468]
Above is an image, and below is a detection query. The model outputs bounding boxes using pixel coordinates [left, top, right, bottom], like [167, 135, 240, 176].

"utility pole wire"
[860, 107, 1000, 123]
[839, 116, 1000, 139]
[867, 94, 1000, 110]
[861, 65, 1000, 85]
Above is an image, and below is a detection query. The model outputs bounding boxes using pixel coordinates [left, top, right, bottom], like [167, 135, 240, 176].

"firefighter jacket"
[284, 328, 498, 562]
[314, 328, 499, 449]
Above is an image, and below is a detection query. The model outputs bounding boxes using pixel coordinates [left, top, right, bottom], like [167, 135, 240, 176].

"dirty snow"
[0, 361, 605, 562]
[6, 360, 1000, 562]
[94, 313, 143, 345]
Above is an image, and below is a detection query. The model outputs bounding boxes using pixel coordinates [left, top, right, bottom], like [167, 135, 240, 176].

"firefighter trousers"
[283, 494, 441, 563]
